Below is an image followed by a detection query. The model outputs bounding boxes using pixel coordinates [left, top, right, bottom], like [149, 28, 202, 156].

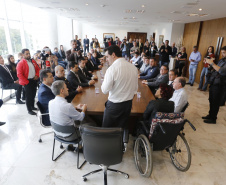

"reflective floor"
[0, 82, 226, 185]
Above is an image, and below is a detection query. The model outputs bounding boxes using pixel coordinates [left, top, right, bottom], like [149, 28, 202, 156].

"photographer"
[159, 40, 172, 67]
[202, 46, 226, 124]
[66, 40, 80, 63]
[120, 39, 130, 58]
[40, 47, 51, 69]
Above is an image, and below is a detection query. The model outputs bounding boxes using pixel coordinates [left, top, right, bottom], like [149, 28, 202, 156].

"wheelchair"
[133, 112, 196, 177]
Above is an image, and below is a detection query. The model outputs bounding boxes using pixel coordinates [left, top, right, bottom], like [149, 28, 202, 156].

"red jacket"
[17, 58, 40, 86]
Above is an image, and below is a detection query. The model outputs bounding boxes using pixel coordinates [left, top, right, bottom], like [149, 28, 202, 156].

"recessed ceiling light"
[85, 3, 88, 6]
[141, 5, 145, 8]
[199, 8, 202, 11]
[132, 17, 135, 19]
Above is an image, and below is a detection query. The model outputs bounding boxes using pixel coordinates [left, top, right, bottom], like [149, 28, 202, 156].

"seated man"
[169, 77, 188, 112]
[142, 65, 169, 94]
[67, 61, 95, 87]
[139, 57, 159, 80]
[0, 99, 6, 126]
[139, 55, 150, 73]
[91, 52, 101, 67]
[53, 47, 67, 69]
[0, 55, 24, 104]
[38, 69, 55, 125]
[49, 80, 88, 142]
[54, 65, 82, 102]
[86, 53, 102, 72]
[78, 58, 98, 81]
[130, 52, 141, 65]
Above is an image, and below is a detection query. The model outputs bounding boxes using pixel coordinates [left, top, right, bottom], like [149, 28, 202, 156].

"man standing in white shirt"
[170, 77, 188, 112]
[101, 45, 138, 128]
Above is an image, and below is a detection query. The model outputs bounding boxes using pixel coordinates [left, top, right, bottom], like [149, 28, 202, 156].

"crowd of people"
[0, 35, 226, 131]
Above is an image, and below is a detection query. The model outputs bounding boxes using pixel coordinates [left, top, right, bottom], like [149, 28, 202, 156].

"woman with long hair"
[198, 46, 215, 91]
[175, 46, 187, 76]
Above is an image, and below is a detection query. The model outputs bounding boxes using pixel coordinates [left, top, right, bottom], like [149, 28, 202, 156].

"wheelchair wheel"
[134, 134, 153, 177]
[169, 133, 191, 172]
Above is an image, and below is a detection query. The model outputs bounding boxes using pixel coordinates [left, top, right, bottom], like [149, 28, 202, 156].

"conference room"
[0, 0, 226, 184]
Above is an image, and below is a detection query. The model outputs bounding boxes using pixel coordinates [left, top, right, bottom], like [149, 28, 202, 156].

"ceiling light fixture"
[85, 3, 88, 6]
[141, 5, 145, 8]
[199, 8, 202, 11]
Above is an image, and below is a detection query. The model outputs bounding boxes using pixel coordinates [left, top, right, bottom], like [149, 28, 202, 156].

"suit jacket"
[67, 71, 89, 87]
[0, 65, 14, 88]
[143, 98, 174, 125]
[79, 67, 93, 80]
[54, 76, 78, 102]
[140, 66, 160, 80]
[139, 43, 144, 52]
[66, 49, 78, 63]
[86, 59, 99, 71]
[147, 74, 169, 88]
[172, 47, 178, 57]
[38, 83, 55, 113]
[91, 56, 101, 66]
[83, 38, 89, 46]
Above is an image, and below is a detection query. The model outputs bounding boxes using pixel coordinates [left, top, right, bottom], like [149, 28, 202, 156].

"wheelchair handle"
[159, 123, 166, 134]
[185, 119, 196, 131]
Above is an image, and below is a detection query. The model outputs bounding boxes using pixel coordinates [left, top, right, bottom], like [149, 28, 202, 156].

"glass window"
[8, 20, 22, 54]
[24, 23, 34, 52]
[0, 0, 6, 19]
[0, 20, 8, 59]
[5, 0, 21, 21]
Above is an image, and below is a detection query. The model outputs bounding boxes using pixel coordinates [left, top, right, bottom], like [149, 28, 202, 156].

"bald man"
[54, 65, 82, 102]
[169, 77, 188, 112]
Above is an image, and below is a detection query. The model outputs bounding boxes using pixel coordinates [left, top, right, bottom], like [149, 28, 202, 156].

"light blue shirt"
[49, 96, 85, 136]
[189, 51, 201, 65]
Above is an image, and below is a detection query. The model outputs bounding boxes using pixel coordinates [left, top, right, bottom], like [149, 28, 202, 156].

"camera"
[40, 52, 49, 61]
[206, 56, 211, 59]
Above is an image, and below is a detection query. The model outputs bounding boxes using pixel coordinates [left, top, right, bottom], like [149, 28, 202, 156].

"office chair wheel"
[39, 139, 42, 143]
[60, 144, 63, 149]
[82, 177, 87, 181]
[169, 133, 191, 172]
[134, 134, 153, 177]
[125, 174, 129, 179]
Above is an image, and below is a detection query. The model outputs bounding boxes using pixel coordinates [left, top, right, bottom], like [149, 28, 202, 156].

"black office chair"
[0, 81, 16, 102]
[80, 125, 129, 185]
[36, 101, 53, 142]
[180, 102, 189, 113]
[50, 121, 86, 169]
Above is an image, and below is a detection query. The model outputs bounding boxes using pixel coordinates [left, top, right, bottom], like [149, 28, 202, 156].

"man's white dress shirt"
[101, 58, 138, 103]
[169, 88, 188, 112]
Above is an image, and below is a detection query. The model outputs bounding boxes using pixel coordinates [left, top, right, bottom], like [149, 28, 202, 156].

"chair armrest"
[123, 129, 129, 143]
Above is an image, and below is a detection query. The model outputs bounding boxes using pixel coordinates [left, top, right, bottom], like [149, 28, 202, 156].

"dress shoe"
[28, 111, 37, 115]
[197, 88, 201, 90]
[204, 119, 216, 124]
[67, 144, 76, 151]
[0, 122, 6, 126]
[186, 82, 191, 84]
[32, 107, 38, 111]
[16, 100, 25, 104]
[202, 115, 211, 119]
[190, 84, 193, 86]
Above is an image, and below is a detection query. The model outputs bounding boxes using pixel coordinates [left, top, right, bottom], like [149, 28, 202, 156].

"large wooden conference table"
[71, 63, 155, 117]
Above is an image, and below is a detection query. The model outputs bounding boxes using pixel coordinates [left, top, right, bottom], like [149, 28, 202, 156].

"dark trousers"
[84, 46, 89, 55]
[0, 99, 3, 107]
[4, 83, 22, 100]
[24, 79, 37, 112]
[208, 85, 224, 120]
[102, 100, 132, 128]
[175, 60, 185, 76]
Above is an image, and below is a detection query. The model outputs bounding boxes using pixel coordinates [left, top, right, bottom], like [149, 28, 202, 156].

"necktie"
[75, 74, 81, 83]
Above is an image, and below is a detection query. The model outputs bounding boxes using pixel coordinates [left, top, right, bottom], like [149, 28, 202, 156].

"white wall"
[149, 23, 173, 48]
[57, 16, 73, 51]
[170, 23, 185, 46]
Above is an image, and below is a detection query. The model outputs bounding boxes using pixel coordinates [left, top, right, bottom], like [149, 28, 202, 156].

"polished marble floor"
[0, 82, 226, 185]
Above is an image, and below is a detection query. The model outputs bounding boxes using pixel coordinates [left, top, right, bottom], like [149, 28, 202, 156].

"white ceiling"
[16, 0, 226, 26]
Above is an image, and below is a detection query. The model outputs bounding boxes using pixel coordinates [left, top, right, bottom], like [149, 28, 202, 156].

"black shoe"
[28, 111, 37, 115]
[75, 147, 83, 153]
[67, 144, 76, 151]
[16, 100, 25, 104]
[204, 119, 216, 124]
[186, 82, 191, 84]
[190, 84, 193, 86]
[32, 107, 38, 111]
[202, 115, 211, 119]
[0, 122, 6, 126]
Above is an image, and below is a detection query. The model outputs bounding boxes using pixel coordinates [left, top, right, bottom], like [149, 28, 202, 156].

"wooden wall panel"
[182, 22, 201, 78]
[183, 17, 226, 83]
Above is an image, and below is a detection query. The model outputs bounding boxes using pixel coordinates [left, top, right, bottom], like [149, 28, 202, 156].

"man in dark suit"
[0, 99, 5, 126]
[86, 53, 102, 72]
[171, 42, 178, 57]
[38, 69, 55, 126]
[75, 35, 81, 48]
[67, 61, 95, 88]
[142, 65, 169, 94]
[83, 35, 90, 55]
[54, 65, 82, 102]
[66, 40, 80, 63]
[78, 58, 98, 81]
[0, 55, 24, 104]
[159, 40, 172, 66]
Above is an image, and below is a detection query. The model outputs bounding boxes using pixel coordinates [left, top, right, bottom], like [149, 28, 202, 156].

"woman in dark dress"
[143, 83, 174, 126]
[175, 46, 187, 76]
[7, 55, 26, 100]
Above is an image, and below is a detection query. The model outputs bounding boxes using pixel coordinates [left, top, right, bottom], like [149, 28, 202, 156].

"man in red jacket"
[17, 49, 40, 115]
